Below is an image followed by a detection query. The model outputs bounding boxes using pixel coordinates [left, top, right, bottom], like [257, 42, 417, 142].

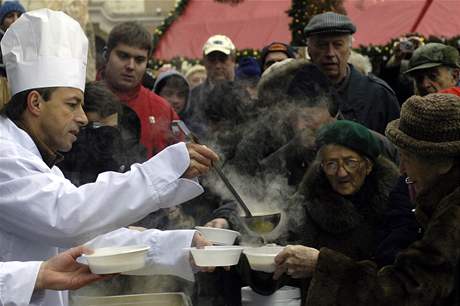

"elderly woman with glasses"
[238, 120, 400, 304]
[274, 94, 460, 306]
[277, 120, 399, 262]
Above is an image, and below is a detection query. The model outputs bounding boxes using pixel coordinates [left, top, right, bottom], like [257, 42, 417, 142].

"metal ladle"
[172, 120, 281, 234]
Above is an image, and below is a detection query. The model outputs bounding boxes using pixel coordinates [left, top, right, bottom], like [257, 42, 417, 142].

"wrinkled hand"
[182, 143, 219, 179]
[204, 218, 229, 229]
[273, 245, 319, 280]
[35, 246, 112, 291]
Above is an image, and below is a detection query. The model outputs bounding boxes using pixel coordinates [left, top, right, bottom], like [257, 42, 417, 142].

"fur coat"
[280, 156, 399, 261]
[240, 156, 399, 306]
[305, 164, 460, 306]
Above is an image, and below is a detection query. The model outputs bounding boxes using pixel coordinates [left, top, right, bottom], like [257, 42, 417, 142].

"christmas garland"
[357, 35, 460, 69]
[152, 0, 189, 54]
[151, 48, 261, 71]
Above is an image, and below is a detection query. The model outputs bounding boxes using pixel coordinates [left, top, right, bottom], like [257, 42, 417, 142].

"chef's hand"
[204, 218, 229, 229]
[182, 143, 219, 179]
[192, 231, 212, 249]
[35, 246, 113, 291]
[190, 231, 231, 272]
[273, 245, 319, 280]
[190, 231, 215, 272]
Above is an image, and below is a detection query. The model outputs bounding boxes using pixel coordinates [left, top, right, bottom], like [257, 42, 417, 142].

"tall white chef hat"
[1, 8, 88, 96]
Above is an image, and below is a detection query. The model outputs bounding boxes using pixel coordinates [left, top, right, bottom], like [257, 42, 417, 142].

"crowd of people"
[0, 3, 459, 306]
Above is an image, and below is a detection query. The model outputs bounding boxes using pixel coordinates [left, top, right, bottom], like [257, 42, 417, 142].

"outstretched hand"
[273, 245, 319, 280]
[35, 246, 113, 291]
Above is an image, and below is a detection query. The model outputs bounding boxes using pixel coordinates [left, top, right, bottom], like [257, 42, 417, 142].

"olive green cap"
[405, 43, 460, 74]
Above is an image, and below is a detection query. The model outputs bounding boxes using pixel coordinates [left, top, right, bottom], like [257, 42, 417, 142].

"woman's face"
[321, 144, 373, 196]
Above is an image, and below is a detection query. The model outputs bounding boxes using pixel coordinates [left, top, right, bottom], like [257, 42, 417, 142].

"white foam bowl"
[195, 226, 240, 245]
[188, 246, 243, 267]
[82, 245, 150, 274]
[243, 246, 285, 273]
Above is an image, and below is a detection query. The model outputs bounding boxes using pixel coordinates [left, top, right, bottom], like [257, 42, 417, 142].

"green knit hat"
[316, 120, 381, 160]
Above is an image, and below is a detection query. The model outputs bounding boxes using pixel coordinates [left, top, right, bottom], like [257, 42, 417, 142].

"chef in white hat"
[0, 9, 218, 306]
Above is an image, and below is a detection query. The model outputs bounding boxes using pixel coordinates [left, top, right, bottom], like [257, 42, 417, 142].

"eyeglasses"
[321, 158, 364, 175]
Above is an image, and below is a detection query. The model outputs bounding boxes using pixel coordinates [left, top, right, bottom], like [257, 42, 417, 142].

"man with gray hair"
[405, 42, 460, 96]
[304, 12, 400, 134]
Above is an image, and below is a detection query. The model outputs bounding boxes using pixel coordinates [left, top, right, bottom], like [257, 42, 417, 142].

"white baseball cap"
[202, 34, 235, 56]
[1, 8, 88, 95]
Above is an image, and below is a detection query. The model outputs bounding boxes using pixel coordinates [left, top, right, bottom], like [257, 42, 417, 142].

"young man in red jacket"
[100, 22, 179, 157]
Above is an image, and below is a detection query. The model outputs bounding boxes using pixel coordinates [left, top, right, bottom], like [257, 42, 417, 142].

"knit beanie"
[236, 56, 261, 80]
[316, 120, 381, 160]
[0, 1, 25, 25]
[386, 93, 460, 157]
[260, 42, 296, 67]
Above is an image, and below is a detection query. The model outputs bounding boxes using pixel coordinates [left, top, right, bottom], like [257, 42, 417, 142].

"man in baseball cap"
[202, 34, 236, 83]
[189, 34, 236, 134]
[405, 42, 460, 96]
[303, 11, 400, 135]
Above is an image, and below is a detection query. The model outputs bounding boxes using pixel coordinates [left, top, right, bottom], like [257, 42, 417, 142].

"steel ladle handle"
[172, 120, 254, 217]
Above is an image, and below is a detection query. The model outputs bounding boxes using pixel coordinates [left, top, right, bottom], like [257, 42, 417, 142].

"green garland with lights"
[152, 0, 189, 55]
[151, 49, 262, 72]
[357, 34, 460, 71]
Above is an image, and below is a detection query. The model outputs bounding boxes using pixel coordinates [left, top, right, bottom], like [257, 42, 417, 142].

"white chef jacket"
[0, 261, 42, 306]
[0, 116, 204, 305]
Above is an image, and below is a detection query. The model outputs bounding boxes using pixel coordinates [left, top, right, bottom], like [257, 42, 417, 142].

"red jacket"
[116, 85, 180, 157]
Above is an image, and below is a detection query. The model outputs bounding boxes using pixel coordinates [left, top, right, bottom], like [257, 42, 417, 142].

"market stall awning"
[153, 0, 460, 60]
[153, 0, 291, 60]
[346, 0, 460, 46]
